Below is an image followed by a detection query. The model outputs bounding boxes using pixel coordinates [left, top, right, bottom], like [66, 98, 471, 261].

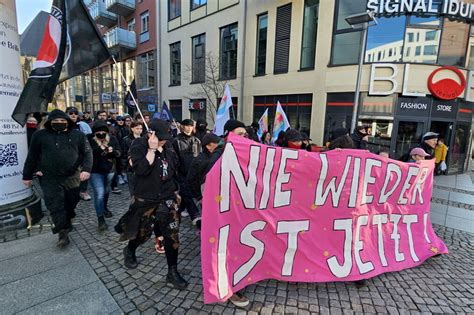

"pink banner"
[201, 134, 448, 304]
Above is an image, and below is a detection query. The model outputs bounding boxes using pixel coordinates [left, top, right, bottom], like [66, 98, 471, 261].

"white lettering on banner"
[412, 167, 429, 204]
[276, 221, 310, 276]
[354, 215, 375, 274]
[233, 221, 266, 285]
[379, 163, 402, 204]
[315, 154, 352, 207]
[220, 144, 259, 212]
[403, 215, 420, 262]
[348, 157, 361, 208]
[423, 213, 432, 243]
[274, 149, 298, 208]
[372, 214, 389, 267]
[369, 63, 398, 95]
[327, 219, 353, 278]
[361, 158, 382, 205]
[259, 148, 276, 210]
[390, 214, 405, 262]
[367, 0, 474, 22]
[398, 167, 420, 205]
[217, 225, 230, 298]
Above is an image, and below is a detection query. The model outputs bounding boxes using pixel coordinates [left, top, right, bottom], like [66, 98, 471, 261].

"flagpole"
[111, 55, 149, 132]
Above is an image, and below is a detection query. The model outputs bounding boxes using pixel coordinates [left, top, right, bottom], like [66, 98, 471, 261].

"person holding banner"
[116, 120, 188, 290]
[22, 109, 92, 248]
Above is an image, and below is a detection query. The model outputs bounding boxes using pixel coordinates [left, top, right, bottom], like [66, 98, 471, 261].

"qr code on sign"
[0, 143, 19, 168]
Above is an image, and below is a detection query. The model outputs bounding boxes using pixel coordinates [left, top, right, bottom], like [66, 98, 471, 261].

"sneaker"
[80, 192, 91, 201]
[180, 210, 189, 217]
[155, 237, 165, 254]
[111, 187, 122, 194]
[229, 292, 249, 308]
[104, 209, 113, 218]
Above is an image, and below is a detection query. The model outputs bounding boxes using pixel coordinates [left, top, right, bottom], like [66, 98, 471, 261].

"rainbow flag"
[271, 101, 291, 143]
[256, 108, 269, 140]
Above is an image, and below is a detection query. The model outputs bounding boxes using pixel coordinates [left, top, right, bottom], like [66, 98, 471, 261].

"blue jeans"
[90, 173, 114, 217]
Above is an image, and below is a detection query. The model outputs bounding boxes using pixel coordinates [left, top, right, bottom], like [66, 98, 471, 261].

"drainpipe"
[238, 0, 247, 121]
[157, 0, 163, 108]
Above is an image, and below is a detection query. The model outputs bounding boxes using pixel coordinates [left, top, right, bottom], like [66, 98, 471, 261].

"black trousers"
[40, 175, 80, 233]
[122, 198, 180, 266]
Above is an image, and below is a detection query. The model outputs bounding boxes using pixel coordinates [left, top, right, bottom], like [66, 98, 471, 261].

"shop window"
[300, 0, 319, 70]
[360, 94, 395, 116]
[189, 99, 206, 122]
[192, 34, 206, 83]
[253, 94, 312, 135]
[324, 93, 353, 143]
[220, 23, 238, 80]
[170, 42, 181, 86]
[255, 13, 268, 75]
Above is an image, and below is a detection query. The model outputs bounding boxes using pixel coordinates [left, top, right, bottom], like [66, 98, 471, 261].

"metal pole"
[111, 55, 149, 132]
[350, 22, 368, 133]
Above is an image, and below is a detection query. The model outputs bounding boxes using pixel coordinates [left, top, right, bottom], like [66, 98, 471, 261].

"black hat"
[181, 119, 194, 126]
[223, 119, 246, 135]
[286, 129, 303, 142]
[92, 121, 109, 133]
[202, 133, 221, 146]
[150, 120, 172, 140]
[65, 106, 79, 113]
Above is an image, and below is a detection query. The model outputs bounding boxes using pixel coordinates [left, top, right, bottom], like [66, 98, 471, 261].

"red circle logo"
[427, 66, 466, 100]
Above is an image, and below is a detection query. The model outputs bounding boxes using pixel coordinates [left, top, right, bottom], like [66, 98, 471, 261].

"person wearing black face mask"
[23, 109, 93, 248]
[88, 121, 121, 231]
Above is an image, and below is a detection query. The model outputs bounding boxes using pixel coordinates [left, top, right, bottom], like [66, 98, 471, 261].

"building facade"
[66, 0, 159, 114]
[159, 0, 473, 173]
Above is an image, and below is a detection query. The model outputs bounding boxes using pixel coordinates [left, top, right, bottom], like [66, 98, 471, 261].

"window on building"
[91, 69, 99, 94]
[140, 11, 150, 43]
[425, 30, 437, 41]
[365, 16, 405, 62]
[189, 99, 206, 122]
[220, 23, 238, 80]
[84, 74, 91, 95]
[192, 34, 206, 83]
[191, 0, 207, 10]
[255, 13, 268, 76]
[300, 0, 319, 70]
[169, 0, 181, 20]
[138, 52, 155, 89]
[127, 18, 135, 32]
[415, 46, 421, 56]
[405, 47, 411, 57]
[170, 42, 181, 86]
[102, 66, 113, 94]
[274, 3, 292, 73]
[331, 0, 365, 65]
[253, 94, 312, 133]
[169, 99, 182, 121]
[424, 45, 437, 56]
[408, 33, 414, 42]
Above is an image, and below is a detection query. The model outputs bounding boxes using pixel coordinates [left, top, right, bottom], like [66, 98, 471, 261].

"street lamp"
[345, 11, 377, 133]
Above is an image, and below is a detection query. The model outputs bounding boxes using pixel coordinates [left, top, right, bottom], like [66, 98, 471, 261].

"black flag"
[12, 0, 110, 126]
[124, 79, 137, 115]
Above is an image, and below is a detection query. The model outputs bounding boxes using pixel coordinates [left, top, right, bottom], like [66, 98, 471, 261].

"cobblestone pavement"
[54, 184, 472, 315]
[1, 181, 473, 314]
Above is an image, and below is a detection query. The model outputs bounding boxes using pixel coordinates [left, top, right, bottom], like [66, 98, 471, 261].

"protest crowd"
[20, 105, 443, 308]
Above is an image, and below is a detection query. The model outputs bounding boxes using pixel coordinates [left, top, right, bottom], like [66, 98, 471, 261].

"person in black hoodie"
[115, 120, 187, 290]
[172, 119, 201, 221]
[22, 109, 92, 248]
[350, 125, 370, 150]
[88, 121, 121, 231]
[120, 120, 144, 194]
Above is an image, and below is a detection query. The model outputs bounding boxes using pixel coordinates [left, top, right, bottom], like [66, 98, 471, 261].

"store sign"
[427, 66, 466, 100]
[188, 100, 205, 110]
[369, 63, 474, 101]
[396, 96, 431, 116]
[431, 100, 458, 119]
[367, 0, 474, 22]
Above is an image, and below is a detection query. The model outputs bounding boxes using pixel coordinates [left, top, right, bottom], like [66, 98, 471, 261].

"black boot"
[123, 246, 138, 269]
[57, 230, 70, 248]
[166, 265, 188, 290]
[98, 216, 108, 231]
[104, 209, 113, 218]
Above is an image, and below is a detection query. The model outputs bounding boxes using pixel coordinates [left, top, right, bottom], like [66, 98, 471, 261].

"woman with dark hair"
[260, 131, 272, 145]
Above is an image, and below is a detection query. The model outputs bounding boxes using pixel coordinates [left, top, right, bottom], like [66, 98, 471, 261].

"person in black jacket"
[120, 121, 144, 194]
[115, 120, 187, 290]
[350, 125, 370, 150]
[172, 119, 201, 221]
[22, 109, 92, 248]
[88, 121, 121, 231]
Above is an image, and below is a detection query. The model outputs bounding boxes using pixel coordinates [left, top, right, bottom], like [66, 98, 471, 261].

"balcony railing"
[106, 0, 135, 16]
[104, 27, 136, 54]
[89, 1, 117, 27]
